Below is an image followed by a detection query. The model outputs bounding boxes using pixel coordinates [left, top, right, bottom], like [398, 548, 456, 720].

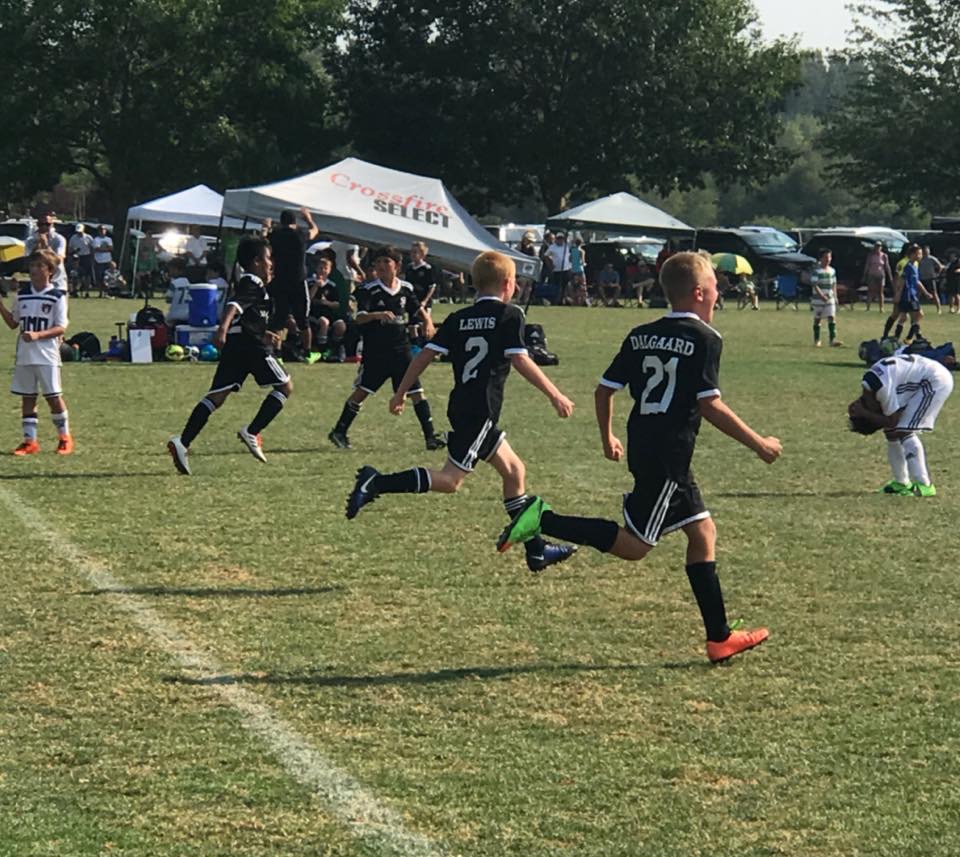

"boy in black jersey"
[168, 237, 292, 475]
[345, 251, 578, 573]
[499, 252, 783, 660]
[328, 246, 445, 450]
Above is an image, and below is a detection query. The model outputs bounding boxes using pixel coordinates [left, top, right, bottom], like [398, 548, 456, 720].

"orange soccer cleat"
[13, 439, 40, 456]
[706, 627, 769, 663]
[56, 435, 74, 455]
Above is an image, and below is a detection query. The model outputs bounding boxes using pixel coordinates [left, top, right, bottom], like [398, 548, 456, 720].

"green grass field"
[1, 296, 959, 856]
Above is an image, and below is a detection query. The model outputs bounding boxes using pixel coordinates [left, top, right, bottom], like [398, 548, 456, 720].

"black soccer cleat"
[328, 429, 352, 450]
[526, 542, 578, 573]
[346, 465, 380, 519]
[425, 433, 446, 451]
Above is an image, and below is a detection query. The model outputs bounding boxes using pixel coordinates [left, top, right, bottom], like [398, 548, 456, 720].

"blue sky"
[753, 0, 857, 51]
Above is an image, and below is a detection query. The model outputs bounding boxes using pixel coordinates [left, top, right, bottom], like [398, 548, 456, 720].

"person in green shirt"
[810, 248, 843, 347]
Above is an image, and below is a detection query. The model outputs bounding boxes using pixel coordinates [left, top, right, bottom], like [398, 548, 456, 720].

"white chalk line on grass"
[0, 485, 443, 857]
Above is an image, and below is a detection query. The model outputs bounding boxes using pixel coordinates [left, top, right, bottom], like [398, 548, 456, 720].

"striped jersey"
[11, 284, 68, 365]
[863, 354, 944, 417]
[810, 265, 837, 306]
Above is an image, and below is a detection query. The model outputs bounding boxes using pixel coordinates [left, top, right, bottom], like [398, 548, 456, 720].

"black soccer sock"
[372, 467, 431, 495]
[828, 320, 837, 343]
[505, 495, 546, 557]
[813, 320, 821, 343]
[685, 561, 730, 643]
[540, 509, 619, 554]
[334, 399, 361, 434]
[413, 398, 436, 439]
[181, 397, 216, 447]
[248, 389, 286, 435]
[882, 316, 894, 338]
[894, 322, 904, 339]
[907, 323, 921, 341]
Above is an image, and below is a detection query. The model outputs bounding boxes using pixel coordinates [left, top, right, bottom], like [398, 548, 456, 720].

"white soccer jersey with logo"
[11, 285, 68, 366]
[864, 354, 954, 431]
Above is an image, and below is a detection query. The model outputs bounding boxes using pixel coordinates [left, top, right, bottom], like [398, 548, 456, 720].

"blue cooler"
[188, 284, 219, 327]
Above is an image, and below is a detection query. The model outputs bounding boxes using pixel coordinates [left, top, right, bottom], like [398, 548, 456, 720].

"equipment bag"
[66, 331, 102, 358]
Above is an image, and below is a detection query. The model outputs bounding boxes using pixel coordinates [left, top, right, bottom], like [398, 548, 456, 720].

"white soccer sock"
[23, 414, 38, 441]
[901, 434, 930, 485]
[51, 410, 70, 438]
[886, 439, 908, 484]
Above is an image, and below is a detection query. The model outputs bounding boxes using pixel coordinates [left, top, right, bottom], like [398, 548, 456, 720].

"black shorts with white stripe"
[446, 418, 505, 472]
[208, 336, 290, 394]
[353, 351, 423, 396]
[622, 469, 709, 547]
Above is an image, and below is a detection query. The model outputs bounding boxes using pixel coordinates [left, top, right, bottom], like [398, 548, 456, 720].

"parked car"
[908, 231, 960, 264]
[694, 227, 817, 293]
[800, 227, 909, 291]
[583, 236, 663, 284]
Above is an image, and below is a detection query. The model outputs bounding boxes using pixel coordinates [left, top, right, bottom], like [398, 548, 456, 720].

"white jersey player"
[0, 249, 74, 455]
[848, 353, 954, 496]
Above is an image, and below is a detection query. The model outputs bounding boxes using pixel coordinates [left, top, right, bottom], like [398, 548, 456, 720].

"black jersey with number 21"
[600, 312, 722, 480]
[425, 297, 527, 424]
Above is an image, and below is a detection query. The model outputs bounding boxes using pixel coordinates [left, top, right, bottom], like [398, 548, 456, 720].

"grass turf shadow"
[167, 660, 710, 687]
[80, 585, 342, 598]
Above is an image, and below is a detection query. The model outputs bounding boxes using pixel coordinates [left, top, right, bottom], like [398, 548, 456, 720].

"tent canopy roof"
[126, 184, 245, 230]
[222, 158, 540, 276]
[547, 192, 694, 238]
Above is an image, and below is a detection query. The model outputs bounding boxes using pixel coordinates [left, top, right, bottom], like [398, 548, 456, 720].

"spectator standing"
[538, 231, 555, 296]
[516, 231, 538, 304]
[944, 252, 960, 314]
[568, 237, 586, 305]
[25, 213, 67, 291]
[655, 240, 676, 282]
[269, 207, 318, 357]
[545, 231, 571, 304]
[861, 242, 893, 312]
[918, 246, 943, 314]
[184, 228, 208, 269]
[67, 224, 94, 297]
[92, 225, 114, 293]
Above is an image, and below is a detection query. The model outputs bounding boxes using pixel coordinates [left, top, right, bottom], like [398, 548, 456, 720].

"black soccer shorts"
[208, 337, 290, 393]
[353, 351, 423, 396]
[272, 280, 310, 328]
[622, 469, 710, 546]
[446, 418, 506, 472]
[898, 297, 921, 313]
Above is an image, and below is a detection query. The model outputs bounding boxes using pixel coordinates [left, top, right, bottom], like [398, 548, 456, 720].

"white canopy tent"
[546, 192, 694, 240]
[121, 184, 247, 273]
[221, 158, 541, 278]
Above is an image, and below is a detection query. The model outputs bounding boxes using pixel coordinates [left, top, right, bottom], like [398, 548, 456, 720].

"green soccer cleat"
[879, 480, 913, 495]
[911, 482, 937, 497]
[496, 496, 551, 553]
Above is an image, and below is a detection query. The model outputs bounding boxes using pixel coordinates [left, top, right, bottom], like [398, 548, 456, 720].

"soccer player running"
[847, 352, 954, 496]
[167, 237, 292, 475]
[882, 243, 935, 344]
[328, 246, 445, 451]
[498, 251, 783, 662]
[345, 250, 578, 573]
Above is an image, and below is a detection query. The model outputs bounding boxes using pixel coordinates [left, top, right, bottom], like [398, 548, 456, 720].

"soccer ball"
[880, 337, 898, 356]
[165, 344, 185, 362]
[186, 345, 200, 361]
[199, 343, 219, 361]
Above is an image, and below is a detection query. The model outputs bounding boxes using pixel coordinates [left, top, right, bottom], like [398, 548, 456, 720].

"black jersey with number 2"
[425, 297, 527, 424]
[600, 311, 722, 480]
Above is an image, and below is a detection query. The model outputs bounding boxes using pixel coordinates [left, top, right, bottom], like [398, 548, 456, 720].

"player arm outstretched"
[510, 352, 574, 417]
[389, 347, 440, 414]
[594, 384, 623, 461]
[698, 395, 782, 463]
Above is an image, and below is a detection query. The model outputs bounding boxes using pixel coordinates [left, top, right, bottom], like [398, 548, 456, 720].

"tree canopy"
[826, 0, 960, 213]
[333, 0, 802, 214]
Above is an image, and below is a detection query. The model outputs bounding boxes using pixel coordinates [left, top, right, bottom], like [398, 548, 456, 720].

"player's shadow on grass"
[0, 470, 168, 480]
[81, 585, 342, 598]
[716, 490, 863, 498]
[822, 360, 868, 369]
[167, 660, 709, 687]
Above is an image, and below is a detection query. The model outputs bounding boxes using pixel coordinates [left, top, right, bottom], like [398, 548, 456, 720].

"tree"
[332, 0, 802, 213]
[826, 0, 960, 214]
[0, 0, 343, 224]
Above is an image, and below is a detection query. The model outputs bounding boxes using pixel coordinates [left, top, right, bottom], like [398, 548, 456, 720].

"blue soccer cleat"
[346, 465, 380, 519]
[526, 542, 578, 573]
